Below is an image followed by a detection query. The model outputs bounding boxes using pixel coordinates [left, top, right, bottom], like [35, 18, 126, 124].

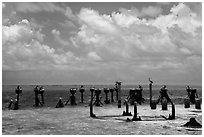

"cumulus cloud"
[151, 3, 202, 35]
[72, 3, 201, 73]
[52, 29, 70, 46]
[2, 19, 78, 70]
[3, 19, 45, 44]
[78, 8, 118, 34]
[2, 2, 202, 84]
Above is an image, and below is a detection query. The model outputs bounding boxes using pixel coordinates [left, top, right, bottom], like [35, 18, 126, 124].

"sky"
[2, 2, 202, 85]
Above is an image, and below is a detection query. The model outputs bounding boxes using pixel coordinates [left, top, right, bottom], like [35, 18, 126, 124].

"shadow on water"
[91, 115, 176, 122]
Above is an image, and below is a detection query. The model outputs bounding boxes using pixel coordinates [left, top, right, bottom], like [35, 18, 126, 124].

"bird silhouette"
[149, 78, 153, 84]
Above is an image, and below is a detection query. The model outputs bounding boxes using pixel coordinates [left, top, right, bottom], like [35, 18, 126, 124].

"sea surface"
[2, 84, 202, 109]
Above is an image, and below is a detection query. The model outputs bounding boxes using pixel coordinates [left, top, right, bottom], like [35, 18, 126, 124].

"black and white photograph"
[2, 1, 202, 135]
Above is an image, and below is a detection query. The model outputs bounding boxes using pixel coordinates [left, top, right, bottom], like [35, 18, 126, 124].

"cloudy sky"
[2, 2, 202, 85]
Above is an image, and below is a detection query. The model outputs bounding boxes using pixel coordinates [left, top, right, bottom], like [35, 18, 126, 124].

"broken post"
[132, 101, 141, 121]
[13, 99, 19, 110]
[39, 86, 45, 104]
[149, 83, 152, 107]
[115, 82, 118, 100]
[90, 88, 96, 117]
[122, 100, 132, 116]
[56, 97, 64, 108]
[149, 78, 153, 107]
[70, 88, 77, 105]
[195, 98, 201, 109]
[8, 98, 13, 109]
[151, 100, 157, 109]
[162, 98, 168, 110]
[34, 85, 39, 107]
[129, 89, 136, 105]
[104, 88, 110, 104]
[15, 85, 22, 102]
[184, 98, 190, 108]
[94, 89, 102, 106]
[117, 82, 122, 108]
[183, 117, 202, 128]
[161, 102, 175, 120]
[79, 85, 85, 103]
[171, 103, 175, 119]
[110, 88, 114, 102]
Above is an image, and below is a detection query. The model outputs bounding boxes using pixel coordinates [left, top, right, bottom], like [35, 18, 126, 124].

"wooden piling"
[195, 99, 201, 109]
[149, 83, 152, 107]
[184, 98, 190, 108]
[117, 82, 121, 108]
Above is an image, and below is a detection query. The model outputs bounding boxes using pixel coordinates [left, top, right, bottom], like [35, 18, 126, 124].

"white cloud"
[2, 2, 202, 83]
[52, 29, 60, 36]
[78, 8, 118, 34]
[151, 3, 201, 35]
[111, 12, 140, 28]
[3, 19, 45, 44]
[88, 52, 102, 61]
[71, 3, 201, 73]
[2, 19, 78, 70]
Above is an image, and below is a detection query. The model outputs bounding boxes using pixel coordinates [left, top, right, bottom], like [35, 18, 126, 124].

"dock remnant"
[90, 88, 96, 117]
[116, 81, 122, 108]
[104, 88, 110, 104]
[122, 100, 132, 116]
[183, 117, 202, 128]
[132, 102, 141, 121]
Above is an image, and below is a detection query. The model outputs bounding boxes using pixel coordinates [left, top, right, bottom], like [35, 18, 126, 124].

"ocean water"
[2, 84, 202, 98]
[2, 84, 202, 109]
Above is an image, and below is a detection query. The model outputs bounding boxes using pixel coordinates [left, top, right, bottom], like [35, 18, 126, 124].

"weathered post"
[195, 98, 201, 109]
[8, 97, 13, 109]
[117, 82, 122, 108]
[132, 101, 141, 121]
[70, 88, 77, 105]
[162, 98, 168, 110]
[56, 97, 64, 108]
[104, 88, 110, 104]
[184, 98, 190, 108]
[13, 99, 19, 110]
[115, 82, 118, 100]
[34, 85, 39, 107]
[149, 83, 152, 107]
[129, 88, 136, 105]
[166, 102, 175, 120]
[15, 85, 22, 102]
[151, 100, 157, 109]
[110, 88, 114, 102]
[39, 86, 45, 104]
[79, 85, 85, 103]
[171, 103, 175, 119]
[94, 89, 102, 106]
[122, 100, 132, 116]
[149, 78, 153, 107]
[90, 88, 96, 117]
